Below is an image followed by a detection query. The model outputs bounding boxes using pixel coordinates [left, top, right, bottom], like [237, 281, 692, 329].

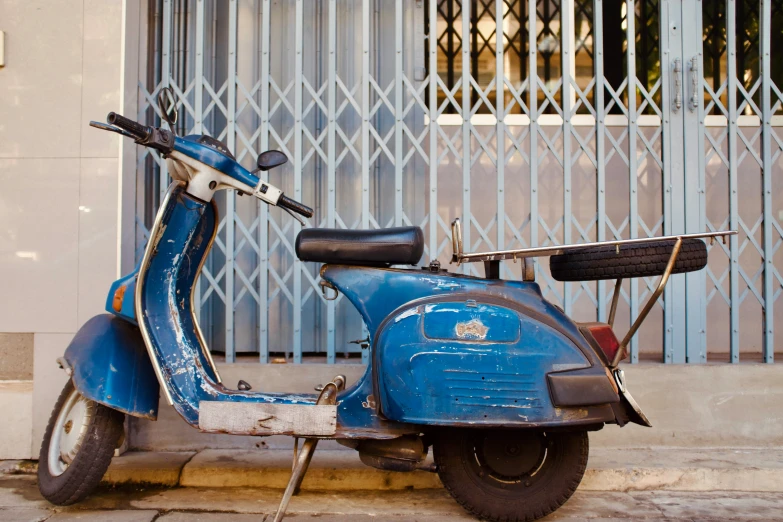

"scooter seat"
[295, 227, 424, 266]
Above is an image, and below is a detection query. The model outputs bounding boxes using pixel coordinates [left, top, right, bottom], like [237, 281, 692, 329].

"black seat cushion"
[295, 227, 424, 266]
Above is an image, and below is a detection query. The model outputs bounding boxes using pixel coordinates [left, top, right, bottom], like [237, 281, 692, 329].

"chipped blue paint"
[174, 135, 259, 188]
[375, 298, 589, 425]
[64, 314, 159, 419]
[136, 187, 317, 427]
[321, 265, 612, 431]
[75, 181, 617, 436]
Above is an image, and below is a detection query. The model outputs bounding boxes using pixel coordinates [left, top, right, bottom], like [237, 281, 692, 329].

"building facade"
[0, 0, 781, 459]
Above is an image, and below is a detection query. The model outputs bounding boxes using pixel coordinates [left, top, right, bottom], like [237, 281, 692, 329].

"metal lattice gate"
[132, 0, 783, 363]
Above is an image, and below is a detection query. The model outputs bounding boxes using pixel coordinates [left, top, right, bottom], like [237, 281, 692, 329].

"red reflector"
[584, 323, 622, 363]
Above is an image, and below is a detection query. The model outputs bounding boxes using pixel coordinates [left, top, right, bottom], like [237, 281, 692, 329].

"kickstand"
[272, 375, 346, 522]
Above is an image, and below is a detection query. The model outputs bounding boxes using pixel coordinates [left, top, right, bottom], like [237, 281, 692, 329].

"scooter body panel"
[374, 298, 590, 425]
[136, 185, 318, 427]
[64, 314, 159, 420]
[126, 183, 618, 435]
[322, 266, 618, 429]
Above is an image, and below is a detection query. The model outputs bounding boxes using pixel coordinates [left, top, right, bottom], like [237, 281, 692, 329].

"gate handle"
[673, 58, 682, 113]
[689, 57, 699, 112]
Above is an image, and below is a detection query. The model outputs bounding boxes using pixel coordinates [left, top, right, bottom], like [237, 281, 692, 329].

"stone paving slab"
[4, 475, 783, 521]
[0, 506, 50, 522]
[46, 510, 159, 521]
[103, 451, 195, 486]
[638, 491, 783, 520]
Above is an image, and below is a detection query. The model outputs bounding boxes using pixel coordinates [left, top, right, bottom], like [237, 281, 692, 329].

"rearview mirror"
[256, 150, 288, 172]
[157, 87, 179, 130]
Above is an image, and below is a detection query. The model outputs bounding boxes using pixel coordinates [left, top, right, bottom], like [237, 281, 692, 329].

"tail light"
[580, 322, 622, 363]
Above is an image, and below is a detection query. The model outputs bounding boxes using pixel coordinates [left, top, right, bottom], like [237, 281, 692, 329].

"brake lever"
[280, 204, 306, 227]
[89, 121, 137, 139]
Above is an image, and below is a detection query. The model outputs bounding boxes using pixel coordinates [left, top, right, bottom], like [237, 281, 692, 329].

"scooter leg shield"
[63, 314, 160, 420]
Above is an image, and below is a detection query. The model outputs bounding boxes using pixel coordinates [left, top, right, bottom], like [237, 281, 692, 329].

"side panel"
[64, 314, 160, 419]
[375, 299, 610, 426]
[324, 265, 615, 432]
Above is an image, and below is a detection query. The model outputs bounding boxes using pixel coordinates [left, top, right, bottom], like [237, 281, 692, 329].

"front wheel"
[38, 380, 125, 505]
[434, 429, 588, 522]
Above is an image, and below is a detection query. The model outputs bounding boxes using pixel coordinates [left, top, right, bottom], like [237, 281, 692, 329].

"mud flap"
[613, 369, 652, 427]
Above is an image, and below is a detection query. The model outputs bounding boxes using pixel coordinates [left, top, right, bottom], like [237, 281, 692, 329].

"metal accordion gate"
[132, 0, 782, 364]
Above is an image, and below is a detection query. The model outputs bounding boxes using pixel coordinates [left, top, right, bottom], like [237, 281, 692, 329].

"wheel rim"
[466, 431, 551, 490]
[48, 388, 94, 477]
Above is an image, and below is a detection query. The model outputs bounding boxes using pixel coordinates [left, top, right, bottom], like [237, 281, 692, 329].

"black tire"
[434, 429, 588, 522]
[549, 238, 708, 282]
[38, 380, 124, 506]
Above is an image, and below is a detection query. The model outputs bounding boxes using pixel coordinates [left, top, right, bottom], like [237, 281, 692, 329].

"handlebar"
[107, 112, 152, 140]
[94, 113, 313, 219]
[278, 194, 314, 218]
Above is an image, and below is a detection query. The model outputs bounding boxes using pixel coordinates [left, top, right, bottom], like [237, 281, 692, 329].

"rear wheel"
[37, 380, 124, 505]
[434, 429, 588, 522]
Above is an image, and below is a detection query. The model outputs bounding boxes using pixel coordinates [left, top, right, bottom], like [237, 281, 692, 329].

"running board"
[198, 402, 337, 437]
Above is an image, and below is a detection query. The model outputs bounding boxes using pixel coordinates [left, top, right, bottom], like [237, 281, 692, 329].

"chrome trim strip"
[191, 198, 222, 384]
[134, 181, 184, 405]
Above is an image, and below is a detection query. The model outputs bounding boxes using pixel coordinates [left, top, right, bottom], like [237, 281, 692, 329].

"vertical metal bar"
[561, 0, 574, 315]
[160, 0, 173, 203]
[682, 0, 706, 362]
[726, 0, 740, 362]
[259, 0, 271, 363]
[496, 0, 506, 275]
[225, 0, 237, 363]
[529, 0, 539, 259]
[428, 0, 438, 263]
[626, 0, 639, 362]
[761, 0, 774, 362]
[193, 0, 205, 319]
[660, 0, 686, 363]
[394, 0, 403, 227]
[594, 0, 607, 322]
[362, 0, 370, 231]
[361, 0, 371, 365]
[461, 0, 471, 273]
[293, 0, 304, 364]
[326, 0, 337, 364]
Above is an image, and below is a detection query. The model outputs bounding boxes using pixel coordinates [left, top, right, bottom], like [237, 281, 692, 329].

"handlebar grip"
[107, 112, 151, 140]
[278, 194, 314, 219]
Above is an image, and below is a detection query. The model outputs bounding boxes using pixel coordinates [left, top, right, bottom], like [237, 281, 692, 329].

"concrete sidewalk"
[3, 473, 783, 521]
[90, 447, 783, 492]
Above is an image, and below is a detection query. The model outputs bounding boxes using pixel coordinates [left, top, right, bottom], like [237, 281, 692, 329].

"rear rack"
[449, 218, 737, 367]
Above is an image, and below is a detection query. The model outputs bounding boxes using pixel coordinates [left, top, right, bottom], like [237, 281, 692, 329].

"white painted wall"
[0, 0, 124, 458]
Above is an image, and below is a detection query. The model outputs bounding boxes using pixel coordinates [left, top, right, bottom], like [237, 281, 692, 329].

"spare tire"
[549, 238, 708, 282]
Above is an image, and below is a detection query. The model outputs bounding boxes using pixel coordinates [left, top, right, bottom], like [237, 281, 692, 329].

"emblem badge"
[455, 319, 489, 340]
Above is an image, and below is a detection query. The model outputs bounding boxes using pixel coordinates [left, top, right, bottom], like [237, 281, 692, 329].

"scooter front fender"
[64, 314, 160, 420]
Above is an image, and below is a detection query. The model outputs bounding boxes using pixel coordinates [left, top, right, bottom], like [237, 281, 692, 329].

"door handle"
[673, 58, 682, 113]
[689, 57, 699, 112]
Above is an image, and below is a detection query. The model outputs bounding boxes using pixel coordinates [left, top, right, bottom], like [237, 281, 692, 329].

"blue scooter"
[38, 90, 734, 521]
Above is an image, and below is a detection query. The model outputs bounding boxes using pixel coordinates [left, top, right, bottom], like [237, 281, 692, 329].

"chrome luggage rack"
[449, 218, 737, 367]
